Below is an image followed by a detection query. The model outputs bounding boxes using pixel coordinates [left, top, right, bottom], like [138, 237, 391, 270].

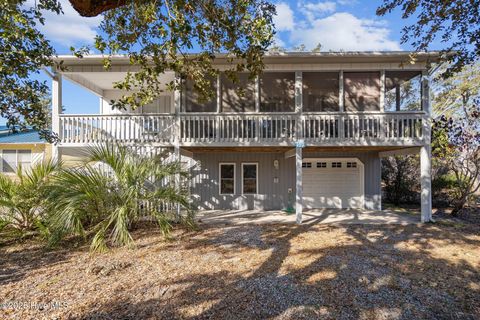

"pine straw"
[1, 220, 479, 319]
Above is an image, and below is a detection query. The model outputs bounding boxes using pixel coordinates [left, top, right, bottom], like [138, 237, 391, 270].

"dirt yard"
[1, 215, 479, 319]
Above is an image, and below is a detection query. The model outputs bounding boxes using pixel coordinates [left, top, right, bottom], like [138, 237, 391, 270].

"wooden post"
[295, 146, 303, 224]
[52, 72, 62, 161]
[255, 75, 260, 113]
[420, 70, 432, 222]
[174, 75, 182, 220]
[339, 70, 344, 112]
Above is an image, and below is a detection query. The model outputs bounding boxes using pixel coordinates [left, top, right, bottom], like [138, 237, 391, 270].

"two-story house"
[50, 51, 438, 223]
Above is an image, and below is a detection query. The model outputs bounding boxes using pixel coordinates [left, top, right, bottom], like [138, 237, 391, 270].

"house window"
[242, 163, 258, 194]
[1, 150, 32, 173]
[302, 162, 312, 168]
[219, 163, 235, 195]
[316, 162, 327, 168]
[332, 162, 342, 168]
[347, 162, 357, 168]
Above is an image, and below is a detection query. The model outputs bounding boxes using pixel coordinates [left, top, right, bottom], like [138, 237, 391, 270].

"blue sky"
[15, 0, 428, 122]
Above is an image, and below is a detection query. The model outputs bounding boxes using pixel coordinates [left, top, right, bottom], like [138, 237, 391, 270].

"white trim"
[241, 162, 258, 195]
[302, 157, 365, 209]
[219, 162, 236, 195]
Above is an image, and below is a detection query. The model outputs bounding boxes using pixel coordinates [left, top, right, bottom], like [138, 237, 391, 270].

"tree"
[377, 0, 480, 77]
[1, 0, 276, 139]
[432, 106, 480, 215]
[47, 144, 194, 251]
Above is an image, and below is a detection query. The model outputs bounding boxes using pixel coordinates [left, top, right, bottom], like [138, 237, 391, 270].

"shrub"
[381, 155, 420, 205]
[47, 144, 195, 251]
[0, 160, 61, 240]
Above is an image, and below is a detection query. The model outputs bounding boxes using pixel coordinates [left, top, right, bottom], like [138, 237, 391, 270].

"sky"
[16, 0, 424, 121]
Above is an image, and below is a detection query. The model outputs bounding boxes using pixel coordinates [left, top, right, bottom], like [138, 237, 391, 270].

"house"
[50, 51, 439, 223]
[0, 126, 50, 174]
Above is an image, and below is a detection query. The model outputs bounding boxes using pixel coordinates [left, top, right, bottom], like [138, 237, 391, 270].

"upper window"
[303, 72, 339, 112]
[185, 77, 217, 112]
[1, 150, 31, 173]
[242, 163, 258, 194]
[344, 72, 380, 111]
[221, 73, 256, 112]
[260, 72, 295, 112]
[385, 71, 422, 111]
[219, 163, 235, 195]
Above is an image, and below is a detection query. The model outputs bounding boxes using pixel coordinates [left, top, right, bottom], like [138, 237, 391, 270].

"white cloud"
[302, 2, 336, 14]
[291, 12, 400, 51]
[27, 0, 102, 47]
[273, 2, 295, 31]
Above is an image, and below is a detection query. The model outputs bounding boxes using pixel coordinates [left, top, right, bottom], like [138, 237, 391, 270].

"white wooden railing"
[59, 112, 427, 145]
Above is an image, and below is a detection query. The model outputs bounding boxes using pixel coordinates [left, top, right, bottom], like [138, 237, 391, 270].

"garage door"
[302, 159, 364, 209]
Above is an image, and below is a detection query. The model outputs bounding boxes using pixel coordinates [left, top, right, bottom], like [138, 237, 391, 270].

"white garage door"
[302, 159, 364, 209]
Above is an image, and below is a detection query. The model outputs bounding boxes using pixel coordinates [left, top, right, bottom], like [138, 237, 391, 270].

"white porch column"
[420, 145, 432, 222]
[174, 75, 182, 219]
[420, 70, 432, 222]
[52, 72, 62, 161]
[295, 146, 303, 224]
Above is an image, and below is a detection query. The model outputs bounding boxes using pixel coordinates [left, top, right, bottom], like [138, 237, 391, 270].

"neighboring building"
[0, 126, 50, 174]
[51, 52, 438, 222]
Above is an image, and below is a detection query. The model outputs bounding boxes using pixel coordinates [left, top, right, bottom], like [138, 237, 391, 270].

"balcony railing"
[59, 112, 427, 146]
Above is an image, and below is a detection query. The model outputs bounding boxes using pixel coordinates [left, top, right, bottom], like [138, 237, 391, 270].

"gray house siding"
[190, 150, 381, 211]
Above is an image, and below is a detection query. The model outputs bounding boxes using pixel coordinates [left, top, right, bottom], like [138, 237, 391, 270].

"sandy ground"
[1, 215, 479, 319]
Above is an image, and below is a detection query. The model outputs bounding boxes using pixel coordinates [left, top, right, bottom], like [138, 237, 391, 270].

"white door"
[302, 159, 364, 209]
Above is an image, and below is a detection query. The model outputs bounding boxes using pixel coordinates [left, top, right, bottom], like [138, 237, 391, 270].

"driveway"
[196, 208, 419, 226]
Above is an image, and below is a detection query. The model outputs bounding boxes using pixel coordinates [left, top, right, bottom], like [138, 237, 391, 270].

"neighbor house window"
[303, 72, 339, 112]
[259, 72, 295, 112]
[242, 163, 258, 194]
[221, 73, 256, 112]
[1, 150, 31, 173]
[344, 72, 380, 111]
[385, 71, 422, 111]
[219, 163, 235, 195]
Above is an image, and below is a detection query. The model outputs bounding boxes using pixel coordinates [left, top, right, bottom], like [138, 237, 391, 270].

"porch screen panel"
[344, 72, 380, 111]
[221, 73, 256, 112]
[185, 77, 217, 112]
[303, 72, 339, 112]
[385, 71, 422, 111]
[260, 72, 295, 112]
[220, 164, 235, 194]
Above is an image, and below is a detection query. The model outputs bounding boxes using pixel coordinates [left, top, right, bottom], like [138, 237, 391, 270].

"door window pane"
[242, 164, 257, 194]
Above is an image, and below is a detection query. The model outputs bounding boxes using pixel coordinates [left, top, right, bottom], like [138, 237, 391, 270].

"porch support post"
[380, 70, 386, 112]
[339, 70, 344, 112]
[52, 71, 62, 161]
[420, 145, 432, 222]
[295, 146, 303, 224]
[174, 75, 181, 220]
[420, 70, 432, 223]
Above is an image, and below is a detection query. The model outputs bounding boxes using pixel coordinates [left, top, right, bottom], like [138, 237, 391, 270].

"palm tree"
[47, 144, 194, 251]
[0, 160, 61, 238]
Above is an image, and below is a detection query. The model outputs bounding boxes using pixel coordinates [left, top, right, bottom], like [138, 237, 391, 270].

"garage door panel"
[302, 159, 364, 209]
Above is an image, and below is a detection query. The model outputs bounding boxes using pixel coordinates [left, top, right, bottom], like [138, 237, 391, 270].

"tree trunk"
[69, 0, 127, 17]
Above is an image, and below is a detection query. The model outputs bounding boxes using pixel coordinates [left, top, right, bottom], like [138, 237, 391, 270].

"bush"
[46, 144, 195, 251]
[0, 160, 60, 240]
[381, 155, 420, 205]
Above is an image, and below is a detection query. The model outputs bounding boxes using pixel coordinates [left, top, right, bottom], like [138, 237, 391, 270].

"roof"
[54, 51, 443, 66]
[0, 126, 45, 144]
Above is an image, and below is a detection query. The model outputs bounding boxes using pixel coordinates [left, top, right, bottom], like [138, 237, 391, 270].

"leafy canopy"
[1, 0, 276, 138]
[377, 0, 480, 77]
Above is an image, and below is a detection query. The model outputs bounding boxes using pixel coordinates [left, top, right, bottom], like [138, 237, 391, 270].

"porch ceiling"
[181, 146, 420, 153]
[62, 71, 175, 93]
